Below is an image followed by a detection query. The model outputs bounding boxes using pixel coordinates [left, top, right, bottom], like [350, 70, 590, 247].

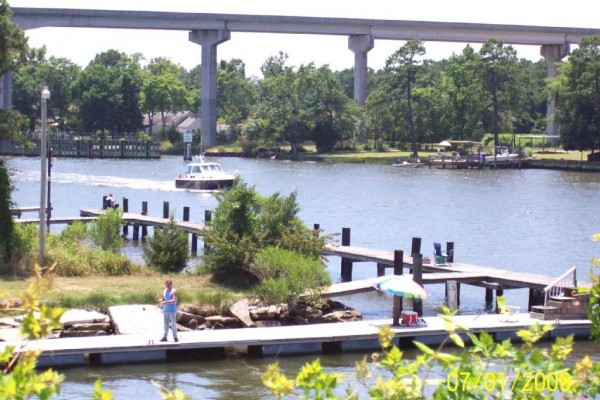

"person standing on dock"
[160, 280, 178, 342]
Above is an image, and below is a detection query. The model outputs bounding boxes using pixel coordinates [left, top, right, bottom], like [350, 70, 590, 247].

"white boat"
[483, 146, 520, 165]
[393, 159, 424, 168]
[175, 156, 235, 190]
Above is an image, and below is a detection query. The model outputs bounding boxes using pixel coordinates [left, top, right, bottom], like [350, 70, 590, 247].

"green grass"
[0, 273, 246, 313]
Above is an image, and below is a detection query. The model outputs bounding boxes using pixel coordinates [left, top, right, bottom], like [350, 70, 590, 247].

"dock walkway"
[326, 244, 557, 290]
[1, 313, 589, 368]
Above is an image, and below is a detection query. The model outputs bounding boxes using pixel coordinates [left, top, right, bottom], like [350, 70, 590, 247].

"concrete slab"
[60, 309, 109, 326]
[109, 304, 163, 335]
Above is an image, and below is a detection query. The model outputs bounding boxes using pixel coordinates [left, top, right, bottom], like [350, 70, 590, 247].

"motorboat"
[483, 146, 520, 165]
[175, 156, 235, 190]
[393, 159, 424, 168]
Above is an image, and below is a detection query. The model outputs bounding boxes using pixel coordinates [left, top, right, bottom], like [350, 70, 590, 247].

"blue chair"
[433, 242, 447, 265]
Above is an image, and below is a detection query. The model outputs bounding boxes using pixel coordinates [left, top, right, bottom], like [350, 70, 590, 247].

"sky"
[9, 0, 600, 78]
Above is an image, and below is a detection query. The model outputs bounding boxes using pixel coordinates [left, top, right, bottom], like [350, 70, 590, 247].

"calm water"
[5, 155, 600, 398]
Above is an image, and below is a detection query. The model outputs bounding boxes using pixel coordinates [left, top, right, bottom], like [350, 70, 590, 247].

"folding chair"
[496, 295, 521, 322]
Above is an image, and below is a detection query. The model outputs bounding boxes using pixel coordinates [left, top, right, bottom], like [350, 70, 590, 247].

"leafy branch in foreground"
[262, 306, 600, 399]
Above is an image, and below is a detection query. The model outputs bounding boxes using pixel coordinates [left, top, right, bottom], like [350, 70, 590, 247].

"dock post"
[313, 223, 320, 237]
[485, 287, 494, 312]
[410, 237, 421, 274]
[163, 201, 169, 219]
[392, 295, 403, 326]
[102, 195, 108, 210]
[446, 241, 454, 263]
[183, 207, 190, 222]
[191, 234, 198, 254]
[204, 210, 212, 251]
[377, 264, 386, 276]
[495, 287, 504, 314]
[393, 250, 403, 275]
[340, 227, 353, 282]
[446, 281, 458, 311]
[132, 224, 139, 241]
[141, 201, 148, 240]
[413, 253, 423, 316]
[122, 197, 129, 236]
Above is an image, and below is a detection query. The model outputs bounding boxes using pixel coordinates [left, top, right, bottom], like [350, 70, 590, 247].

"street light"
[39, 85, 50, 266]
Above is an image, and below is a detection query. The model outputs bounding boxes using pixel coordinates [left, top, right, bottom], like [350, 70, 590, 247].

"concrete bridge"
[6, 7, 600, 145]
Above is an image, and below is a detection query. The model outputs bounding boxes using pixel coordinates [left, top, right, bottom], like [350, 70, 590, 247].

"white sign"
[183, 132, 193, 143]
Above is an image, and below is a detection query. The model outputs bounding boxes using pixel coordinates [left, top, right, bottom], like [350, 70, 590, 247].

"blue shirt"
[163, 288, 177, 313]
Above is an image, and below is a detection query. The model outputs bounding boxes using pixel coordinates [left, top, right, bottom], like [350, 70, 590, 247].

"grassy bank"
[0, 273, 246, 312]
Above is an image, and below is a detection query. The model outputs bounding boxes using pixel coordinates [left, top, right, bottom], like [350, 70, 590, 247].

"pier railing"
[0, 138, 161, 159]
[543, 266, 577, 306]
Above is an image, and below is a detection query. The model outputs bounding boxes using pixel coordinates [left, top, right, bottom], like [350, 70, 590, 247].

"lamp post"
[39, 85, 50, 266]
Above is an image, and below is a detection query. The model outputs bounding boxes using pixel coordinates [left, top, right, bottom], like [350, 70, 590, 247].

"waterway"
[4, 155, 600, 398]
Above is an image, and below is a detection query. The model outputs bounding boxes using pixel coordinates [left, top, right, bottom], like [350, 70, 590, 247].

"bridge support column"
[0, 72, 13, 112]
[189, 30, 231, 148]
[540, 44, 569, 146]
[348, 35, 373, 106]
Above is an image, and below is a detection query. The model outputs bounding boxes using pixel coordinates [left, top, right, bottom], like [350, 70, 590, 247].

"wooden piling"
[413, 253, 423, 316]
[392, 295, 403, 326]
[341, 227, 353, 282]
[191, 234, 198, 254]
[377, 263, 386, 277]
[485, 288, 494, 312]
[132, 224, 139, 241]
[141, 201, 148, 240]
[163, 202, 169, 219]
[122, 197, 129, 236]
[446, 281, 458, 311]
[446, 241, 454, 263]
[411, 237, 421, 256]
[313, 223, 320, 237]
[203, 210, 211, 251]
[393, 250, 403, 275]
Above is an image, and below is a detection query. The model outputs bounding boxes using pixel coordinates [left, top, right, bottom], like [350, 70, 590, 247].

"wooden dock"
[0, 313, 589, 368]
[80, 209, 204, 234]
[325, 244, 556, 290]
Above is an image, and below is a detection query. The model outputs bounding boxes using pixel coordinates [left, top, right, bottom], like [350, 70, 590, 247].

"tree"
[0, 0, 27, 76]
[201, 179, 324, 279]
[88, 208, 124, 253]
[444, 45, 486, 141]
[478, 39, 518, 149]
[140, 58, 190, 135]
[386, 40, 426, 157]
[12, 47, 47, 132]
[143, 216, 189, 273]
[217, 59, 257, 137]
[554, 36, 600, 153]
[0, 160, 13, 273]
[71, 50, 143, 135]
[260, 51, 289, 79]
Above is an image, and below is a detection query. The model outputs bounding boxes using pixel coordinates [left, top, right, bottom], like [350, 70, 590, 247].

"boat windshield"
[187, 165, 201, 173]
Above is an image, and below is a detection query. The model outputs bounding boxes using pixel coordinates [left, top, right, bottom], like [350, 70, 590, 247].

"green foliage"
[250, 247, 330, 305]
[590, 233, 600, 340]
[142, 216, 190, 273]
[88, 208, 124, 253]
[0, 162, 14, 274]
[263, 307, 600, 399]
[8, 223, 38, 276]
[0, 265, 65, 400]
[555, 36, 600, 152]
[202, 179, 326, 279]
[0, 0, 28, 75]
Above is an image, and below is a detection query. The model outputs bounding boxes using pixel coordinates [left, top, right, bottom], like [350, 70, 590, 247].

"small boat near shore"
[393, 159, 424, 168]
[175, 156, 235, 190]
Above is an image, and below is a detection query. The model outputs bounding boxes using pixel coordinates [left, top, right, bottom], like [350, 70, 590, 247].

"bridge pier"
[189, 29, 231, 147]
[540, 44, 569, 146]
[348, 34, 373, 106]
[0, 72, 12, 112]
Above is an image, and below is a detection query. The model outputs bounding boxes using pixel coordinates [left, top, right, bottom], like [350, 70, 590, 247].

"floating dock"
[0, 313, 590, 368]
